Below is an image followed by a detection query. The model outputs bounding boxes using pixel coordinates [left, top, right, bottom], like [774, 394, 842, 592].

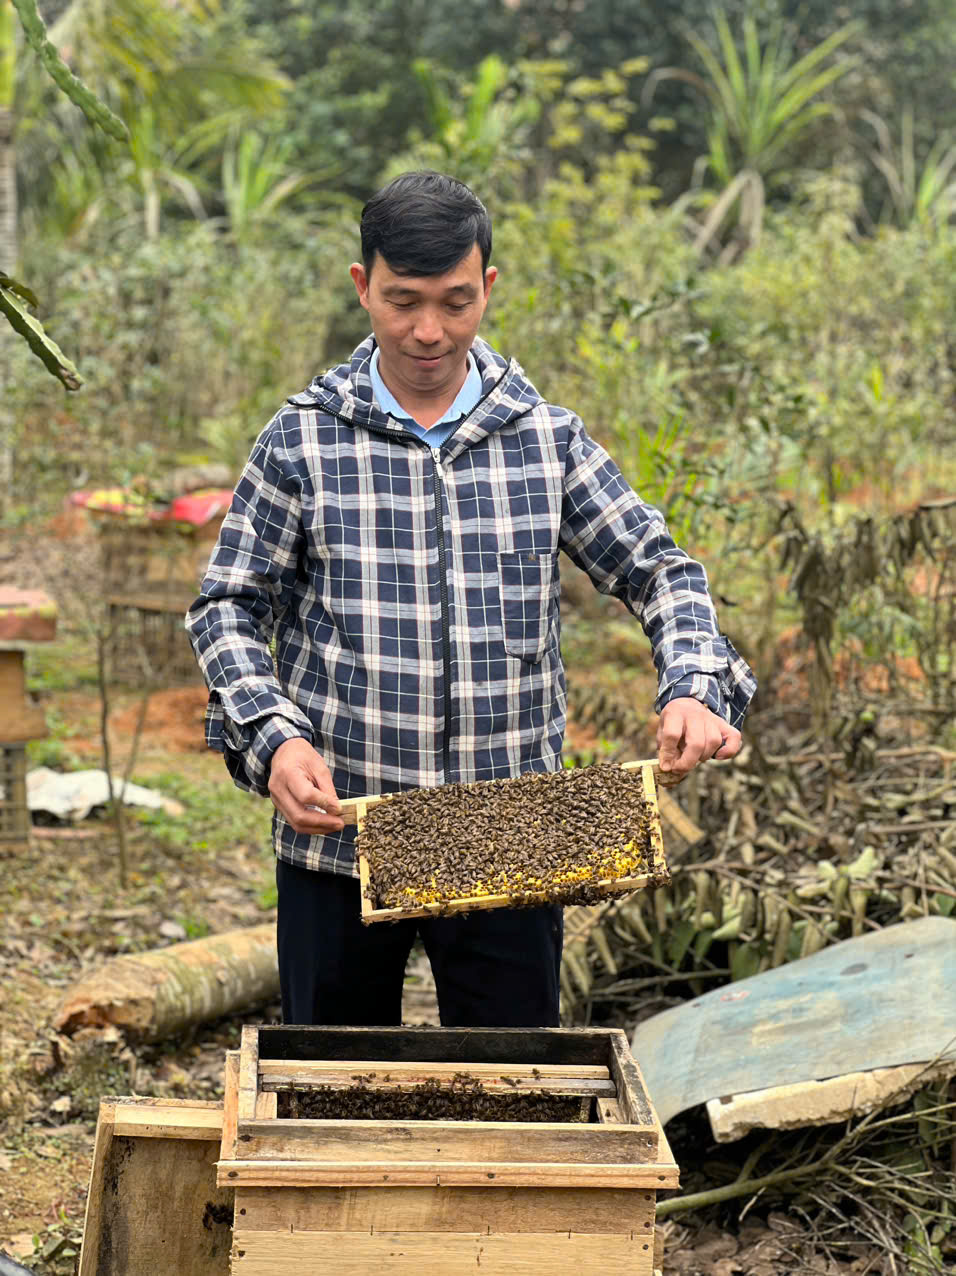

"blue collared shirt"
[369, 347, 483, 447]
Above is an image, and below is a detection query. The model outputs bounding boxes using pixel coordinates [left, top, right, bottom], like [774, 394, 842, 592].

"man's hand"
[268, 737, 344, 835]
[657, 696, 741, 779]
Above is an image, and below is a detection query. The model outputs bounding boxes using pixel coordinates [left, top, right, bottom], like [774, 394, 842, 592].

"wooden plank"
[234, 1118, 657, 1166]
[257, 1059, 612, 1092]
[358, 827, 373, 921]
[609, 1030, 656, 1136]
[260, 1071, 613, 1096]
[78, 1101, 115, 1276]
[218, 1158, 680, 1190]
[222, 1051, 240, 1162]
[641, 763, 668, 881]
[79, 1100, 232, 1276]
[255, 1025, 618, 1067]
[255, 1090, 278, 1119]
[238, 1024, 259, 1123]
[111, 1104, 223, 1140]
[597, 1098, 626, 1124]
[360, 869, 661, 924]
[1, 703, 48, 742]
[235, 1184, 656, 1235]
[632, 915, 956, 1126]
[230, 1230, 655, 1274]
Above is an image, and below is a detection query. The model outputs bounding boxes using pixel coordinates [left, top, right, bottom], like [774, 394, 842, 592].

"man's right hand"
[268, 737, 345, 835]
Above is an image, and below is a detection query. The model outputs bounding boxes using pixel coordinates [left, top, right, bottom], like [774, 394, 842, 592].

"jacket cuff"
[656, 673, 725, 719]
[205, 693, 314, 796]
[250, 715, 314, 781]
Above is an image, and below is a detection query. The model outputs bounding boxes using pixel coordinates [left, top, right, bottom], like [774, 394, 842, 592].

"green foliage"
[648, 9, 859, 258]
[387, 55, 538, 192]
[134, 771, 273, 858]
[8, 212, 357, 508]
[0, 271, 82, 387]
[861, 106, 956, 229]
[682, 11, 859, 187]
[12, 0, 128, 140]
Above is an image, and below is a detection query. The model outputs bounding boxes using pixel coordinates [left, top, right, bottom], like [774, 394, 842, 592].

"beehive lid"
[0, 587, 57, 645]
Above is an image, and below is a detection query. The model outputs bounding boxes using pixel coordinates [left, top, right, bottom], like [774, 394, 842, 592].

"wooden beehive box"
[354, 760, 670, 924]
[220, 1024, 678, 1274]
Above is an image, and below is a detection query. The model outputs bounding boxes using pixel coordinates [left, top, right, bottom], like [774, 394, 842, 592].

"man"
[186, 171, 755, 1030]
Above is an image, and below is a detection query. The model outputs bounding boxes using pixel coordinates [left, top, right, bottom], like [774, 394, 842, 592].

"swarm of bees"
[360, 764, 658, 912]
[277, 1075, 587, 1123]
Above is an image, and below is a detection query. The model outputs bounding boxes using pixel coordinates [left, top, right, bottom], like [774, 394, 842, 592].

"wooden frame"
[355, 761, 669, 924]
[221, 1026, 676, 1274]
[217, 1026, 678, 1193]
[79, 1096, 232, 1275]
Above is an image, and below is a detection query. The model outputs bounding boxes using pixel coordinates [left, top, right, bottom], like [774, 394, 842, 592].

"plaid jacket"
[186, 336, 755, 874]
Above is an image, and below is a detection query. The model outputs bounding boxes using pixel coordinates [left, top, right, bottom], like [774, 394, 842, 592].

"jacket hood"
[288, 335, 544, 459]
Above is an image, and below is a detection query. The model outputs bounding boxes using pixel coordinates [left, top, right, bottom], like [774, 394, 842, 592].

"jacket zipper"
[309, 409, 454, 780]
[429, 447, 453, 781]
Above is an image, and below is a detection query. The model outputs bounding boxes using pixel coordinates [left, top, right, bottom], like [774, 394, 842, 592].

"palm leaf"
[775, 21, 860, 97]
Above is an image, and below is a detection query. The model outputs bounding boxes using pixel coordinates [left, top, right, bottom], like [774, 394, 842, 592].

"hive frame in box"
[355, 760, 669, 924]
[220, 1025, 677, 1275]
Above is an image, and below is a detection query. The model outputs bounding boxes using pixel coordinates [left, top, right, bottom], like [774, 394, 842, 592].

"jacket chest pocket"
[499, 551, 558, 663]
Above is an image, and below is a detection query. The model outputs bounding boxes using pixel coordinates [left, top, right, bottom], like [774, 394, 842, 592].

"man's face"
[349, 244, 497, 403]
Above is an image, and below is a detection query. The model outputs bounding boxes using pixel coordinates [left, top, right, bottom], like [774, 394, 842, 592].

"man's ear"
[349, 262, 370, 310]
[483, 265, 498, 301]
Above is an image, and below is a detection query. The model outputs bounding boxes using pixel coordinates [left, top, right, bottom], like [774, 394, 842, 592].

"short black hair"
[360, 171, 492, 277]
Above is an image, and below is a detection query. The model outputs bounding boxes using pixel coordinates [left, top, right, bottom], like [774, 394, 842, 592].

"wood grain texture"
[609, 1030, 657, 1136]
[257, 1059, 613, 1095]
[79, 1100, 232, 1276]
[230, 1229, 655, 1273]
[217, 1158, 680, 1190]
[254, 1090, 278, 1119]
[78, 1101, 115, 1276]
[234, 1118, 657, 1166]
[238, 1024, 259, 1123]
[597, 1098, 626, 1124]
[111, 1104, 222, 1140]
[234, 1185, 656, 1234]
[221, 1051, 240, 1163]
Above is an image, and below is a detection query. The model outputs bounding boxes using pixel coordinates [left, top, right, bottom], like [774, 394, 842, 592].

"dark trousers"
[276, 859, 563, 1028]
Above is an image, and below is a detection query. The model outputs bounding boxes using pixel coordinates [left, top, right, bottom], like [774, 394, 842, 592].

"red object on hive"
[162, 489, 233, 527]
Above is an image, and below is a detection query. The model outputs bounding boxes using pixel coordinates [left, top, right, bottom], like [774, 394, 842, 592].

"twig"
[95, 627, 128, 889]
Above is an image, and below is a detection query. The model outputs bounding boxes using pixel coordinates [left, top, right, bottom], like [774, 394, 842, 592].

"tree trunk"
[0, 4, 16, 522]
[0, 0, 16, 274]
[52, 924, 280, 1041]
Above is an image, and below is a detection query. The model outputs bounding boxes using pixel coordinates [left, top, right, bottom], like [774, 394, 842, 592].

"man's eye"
[446, 303, 469, 312]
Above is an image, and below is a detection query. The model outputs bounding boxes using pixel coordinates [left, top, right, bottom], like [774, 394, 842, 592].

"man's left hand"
[657, 696, 741, 779]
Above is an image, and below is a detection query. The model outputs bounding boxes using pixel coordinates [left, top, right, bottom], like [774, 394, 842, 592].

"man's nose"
[412, 309, 443, 345]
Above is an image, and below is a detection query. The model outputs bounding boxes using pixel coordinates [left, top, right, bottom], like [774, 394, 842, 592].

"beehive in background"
[74, 487, 232, 684]
[0, 588, 56, 850]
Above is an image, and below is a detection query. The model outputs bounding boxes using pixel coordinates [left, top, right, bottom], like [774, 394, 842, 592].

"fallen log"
[53, 924, 278, 1041]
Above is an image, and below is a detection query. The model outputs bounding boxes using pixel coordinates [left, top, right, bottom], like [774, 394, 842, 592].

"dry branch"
[53, 924, 278, 1041]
